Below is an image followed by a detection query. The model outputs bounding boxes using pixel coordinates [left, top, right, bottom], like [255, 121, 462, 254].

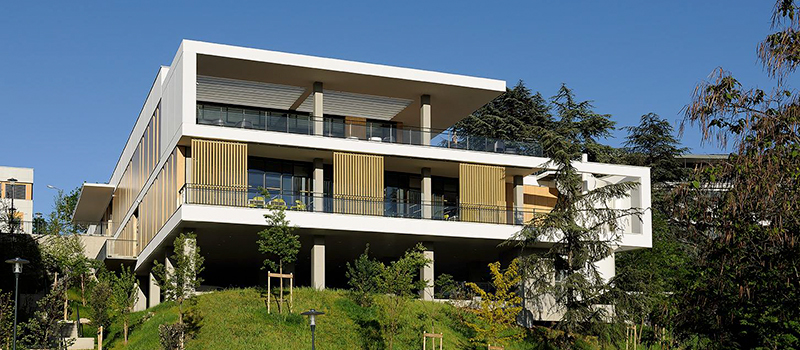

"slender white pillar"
[148, 272, 161, 308]
[421, 167, 432, 219]
[184, 237, 196, 294]
[133, 282, 147, 312]
[513, 175, 524, 224]
[313, 82, 324, 136]
[313, 158, 324, 212]
[420, 95, 431, 146]
[311, 236, 326, 290]
[420, 243, 434, 300]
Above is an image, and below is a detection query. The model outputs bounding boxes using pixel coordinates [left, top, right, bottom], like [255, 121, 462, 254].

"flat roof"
[186, 40, 507, 129]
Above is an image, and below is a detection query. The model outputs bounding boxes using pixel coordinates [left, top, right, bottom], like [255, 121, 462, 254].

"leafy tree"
[465, 259, 524, 346]
[454, 81, 553, 142]
[19, 274, 74, 350]
[376, 243, 431, 350]
[153, 231, 204, 326]
[433, 273, 458, 299]
[671, 1, 800, 347]
[622, 113, 689, 183]
[345, 244, 385, 306]
[43, 187, 84, 236]
[110, 266, 139, 345]
[256, 198, 301, 275]
[88, 270, 113, 335]
[510, 115, 641, 345]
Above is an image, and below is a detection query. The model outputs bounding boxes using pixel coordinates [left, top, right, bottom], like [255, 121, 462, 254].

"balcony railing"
[102, 238, 138, 259]
[0, 220, 111, 235]
[196, 105, 543, 157]
[180, 184, 539, 226]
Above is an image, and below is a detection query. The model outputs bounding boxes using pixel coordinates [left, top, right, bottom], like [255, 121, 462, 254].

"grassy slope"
[105, 288, 545, 350]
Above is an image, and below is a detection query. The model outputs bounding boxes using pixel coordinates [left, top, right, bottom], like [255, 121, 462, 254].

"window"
[384, 172, 421, 218]
[4, 184, 25, 200]
[247, 157, 313, 207]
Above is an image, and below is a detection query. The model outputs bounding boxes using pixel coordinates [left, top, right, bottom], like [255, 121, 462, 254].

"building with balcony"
[1, 166, 35, 234]
[72, 40, 651, 312]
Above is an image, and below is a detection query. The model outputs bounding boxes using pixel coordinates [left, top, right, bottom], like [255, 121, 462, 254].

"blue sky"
[0, 1, 775, 215]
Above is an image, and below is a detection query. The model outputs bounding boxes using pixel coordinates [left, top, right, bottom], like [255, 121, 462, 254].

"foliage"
[88, 270, 114, 333]
[671, 2, 800, 347]
[510, 100, 641, 345]
[0, 290, 12, 350]
[43, 187, 84, 236]
[622, 113, 689, 183]
[377, 243, 432, 350]
[19, 275, 74, 350]
[433, 273, 458, 299]
[465, 259, 524, 346]
[109, 266, 139, 344]
[550, 85, 618, 163]
[613, 112, 692, 344]
[345, 244, 385, 306]
[152, 231, 204, 325]
[454, 81, 553, 142]
[256, 190, 301, 274]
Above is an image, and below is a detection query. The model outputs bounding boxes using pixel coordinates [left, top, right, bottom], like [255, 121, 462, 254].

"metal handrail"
[179, 184, 537, 225]
[196, 103, 543, 157]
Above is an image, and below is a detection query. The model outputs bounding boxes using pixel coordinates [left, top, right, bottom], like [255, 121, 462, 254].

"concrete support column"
[420, 94, 431, 146]
[421, 167, 432, 219]
[148, 272, 161, 308]
[513, 175, 524, 225]
[311, 236, 326, 290]
[313, 82, 324, 136]
[420, 242, 434, 300]
[313, 158, 324, 212]
[133, 281, 147, 312]
[183, 237, 197, 295]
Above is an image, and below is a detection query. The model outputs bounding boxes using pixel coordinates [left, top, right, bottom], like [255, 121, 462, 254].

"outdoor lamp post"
[6, 257, 29, 350]
[301, 308, 325, 350]
[7, 178, 18, 234]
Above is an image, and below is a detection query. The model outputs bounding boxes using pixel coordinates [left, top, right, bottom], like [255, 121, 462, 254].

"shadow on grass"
[336, 297, 386, 350]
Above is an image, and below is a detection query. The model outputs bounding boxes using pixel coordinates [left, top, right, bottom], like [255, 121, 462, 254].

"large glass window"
[247, 157, 313, 208]
[4, 184, 25, 200]
[384, 172, 421, 218]
[432, 176, 459, 220]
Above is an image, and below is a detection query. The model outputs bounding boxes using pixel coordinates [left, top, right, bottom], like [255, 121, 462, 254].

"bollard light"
[301, 308, 325, 350]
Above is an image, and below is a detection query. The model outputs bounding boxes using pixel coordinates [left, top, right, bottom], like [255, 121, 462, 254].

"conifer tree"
[511, 105, 641, 344]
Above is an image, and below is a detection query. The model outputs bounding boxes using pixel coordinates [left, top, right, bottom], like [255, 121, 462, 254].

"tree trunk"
[81, 274, 86, 306]
[64, 290, 69, 321]
[124, 318, 128, 345]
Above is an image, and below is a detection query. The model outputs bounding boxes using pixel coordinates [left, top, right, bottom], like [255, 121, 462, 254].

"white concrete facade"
[76, 41, 652, 315]
[0, 166, 34, 233]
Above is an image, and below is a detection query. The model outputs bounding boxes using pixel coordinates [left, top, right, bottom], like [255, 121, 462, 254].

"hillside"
[103, 288, 552, 350]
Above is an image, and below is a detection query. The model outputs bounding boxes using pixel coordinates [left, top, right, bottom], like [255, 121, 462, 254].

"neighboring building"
[0, 166, 34, 234]
[72, 40, 651, 313]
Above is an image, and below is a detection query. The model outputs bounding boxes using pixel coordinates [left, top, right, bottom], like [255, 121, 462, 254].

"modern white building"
[72, 40, 651, 311]
[1, 166, 34, 234]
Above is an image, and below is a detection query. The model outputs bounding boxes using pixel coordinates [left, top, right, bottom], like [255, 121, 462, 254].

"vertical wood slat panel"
[191, 139, 248, 207]
[459, 163, 506, 223]
[333, 152, 383, 215]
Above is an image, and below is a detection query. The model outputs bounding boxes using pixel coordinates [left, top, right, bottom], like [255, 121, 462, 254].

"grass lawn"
[103, 288, 549, 350]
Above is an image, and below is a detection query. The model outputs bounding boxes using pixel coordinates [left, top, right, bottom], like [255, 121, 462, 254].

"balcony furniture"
[236, 120, 254, 129]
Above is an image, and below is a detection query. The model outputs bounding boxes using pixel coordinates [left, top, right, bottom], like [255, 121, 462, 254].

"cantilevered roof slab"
[72, 183, 114, 223]
[188, 40, 506, 130]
